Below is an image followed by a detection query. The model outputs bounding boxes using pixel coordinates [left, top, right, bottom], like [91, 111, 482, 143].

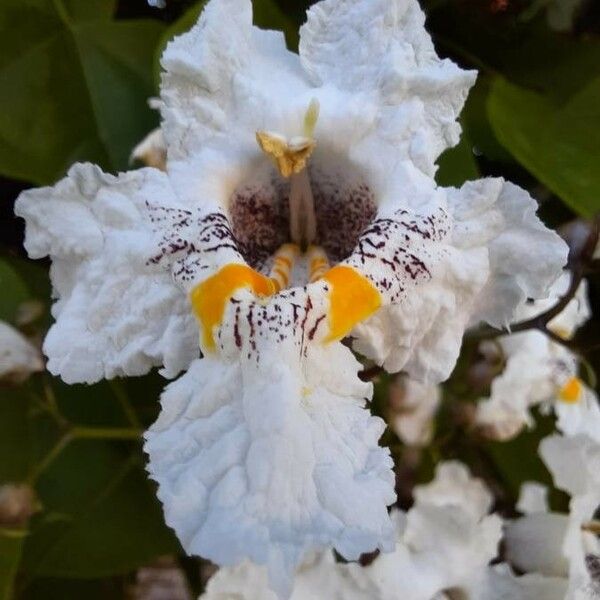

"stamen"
[256, 99, 321, 248]
[256, 131, 315, 178]
[289, 170, 317, 248]
[269, 243, 300, 291]
[307, 245, 330, 282]
[303, 98, 320, 138]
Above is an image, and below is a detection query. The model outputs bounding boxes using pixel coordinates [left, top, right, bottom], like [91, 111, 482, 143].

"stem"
[109, 379, 141, 429]
[27, 432, 73, 484]
[470, 266, 585, 352]
[27, 426, 142, 484]
[71, 426, 142, 440]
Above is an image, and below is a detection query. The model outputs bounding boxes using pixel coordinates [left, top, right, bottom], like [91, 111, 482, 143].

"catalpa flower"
[15, 0, 567, 595]
[475, 274, 597, 441]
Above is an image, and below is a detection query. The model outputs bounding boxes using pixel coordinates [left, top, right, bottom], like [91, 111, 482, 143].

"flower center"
[228, 100, 377, 272]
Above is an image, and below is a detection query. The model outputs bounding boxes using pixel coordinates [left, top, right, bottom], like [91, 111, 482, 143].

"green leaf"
[0, 0, 165, 185]
[253, 0, 299, 51]
[488, 77, 600, 217]
[0, 528, 27, 600]
[0, 259, 30, 322]
[435, 131, 479, 188]
[21, 440, 179, 579]
[21, 575, 125, 600]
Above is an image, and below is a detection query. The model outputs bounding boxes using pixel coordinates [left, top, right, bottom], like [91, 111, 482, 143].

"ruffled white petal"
[413, 460, 493, 520]
[352, 177, 567, 381]
[388, 377, 440, 447]
[160, 0, 309, 161]
[202, 553, 368, 600]
[145, 341, 395, 598]
[15, 164, 198, 384]
[0, 322, 44, 383]
[361, 462, 502, 599]
[299, 0, 476, 174]
[475, 276, 593, 440]
[201, 463, 502, 600]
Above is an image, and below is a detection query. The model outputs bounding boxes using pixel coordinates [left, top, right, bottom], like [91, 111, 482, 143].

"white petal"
[504, 513, 569, 577]
[15, 164, 198, 384]
[202, 554, 370, 600]
[389, 377, 440, 447]
[473, 564, 568, 600]
[0, 322, 44, 383]
[299, 0, 476, 173]
[517, 482, 550, 515]
[539, 433, 600, 596]
[475, 330, 559, 439]
[160, 0, 309, 160]
[145, 342, 395, 598]
[449, 179, 568, 328]
[413, 460, 493, 520]
[351, 177, 567, 381]
[539, 434, 600, 498]
[369, 505, 502, 599]
[555, 385, 600, 444]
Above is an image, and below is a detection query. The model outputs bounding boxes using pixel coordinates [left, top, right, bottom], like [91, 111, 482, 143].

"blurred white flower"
[476, 274, 595, 441]
[201, 461, 503, 600]
[0, 321, 43, 384]
[15, 0, 568, 595]
[504, 434, 600, 599]
[516, 481, 550, 515]
[388, 376, 440, 447]
[0, 483, 39, 528]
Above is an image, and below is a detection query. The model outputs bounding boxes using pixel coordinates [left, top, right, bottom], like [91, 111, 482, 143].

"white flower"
[503, 435, 600, 598]
[540, 434, 600, 598]
[15, 0, 567, 595]
[475, 274, 594, 441]
[0, 321, 44, 383]
[388, 376, 440, 447]
[201, 461, 503, 600]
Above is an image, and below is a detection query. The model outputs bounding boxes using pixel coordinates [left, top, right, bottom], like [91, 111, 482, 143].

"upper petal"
[299, 0, 476, 172]
[160, 0, 309, 160]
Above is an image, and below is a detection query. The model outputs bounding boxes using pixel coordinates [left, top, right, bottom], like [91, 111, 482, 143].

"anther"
[269, 244, 300, 292]
[307, 245, 330, 282]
